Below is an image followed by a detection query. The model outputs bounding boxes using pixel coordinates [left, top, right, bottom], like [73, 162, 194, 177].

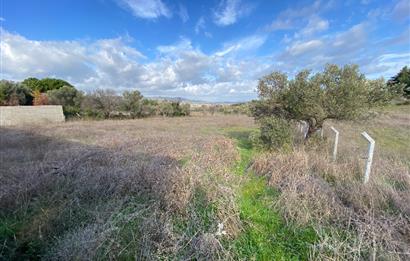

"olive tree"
[0, 80, 33, 105]
[121, 90, 144, 118]
[252, 64, 394, 140]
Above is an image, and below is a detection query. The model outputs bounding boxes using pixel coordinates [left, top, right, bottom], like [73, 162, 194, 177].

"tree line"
[0, 78, 190, 119]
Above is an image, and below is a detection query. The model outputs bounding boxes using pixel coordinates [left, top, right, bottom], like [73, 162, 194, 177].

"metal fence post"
[361, 132, 375, 184]
[330, 126, 339, 161]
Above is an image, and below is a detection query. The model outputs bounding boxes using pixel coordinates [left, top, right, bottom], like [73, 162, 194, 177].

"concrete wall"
[0, 105, 65, 126]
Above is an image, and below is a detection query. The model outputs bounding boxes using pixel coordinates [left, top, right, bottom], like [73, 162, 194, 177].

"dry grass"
[251, 105, 410, 260]
[0, 115, 253, 260]
[1, 106, 409, 260]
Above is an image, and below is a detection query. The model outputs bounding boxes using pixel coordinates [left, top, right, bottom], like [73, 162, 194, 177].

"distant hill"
[146, 96, 239, 105]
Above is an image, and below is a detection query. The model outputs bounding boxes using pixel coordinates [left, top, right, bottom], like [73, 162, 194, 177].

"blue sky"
[1, 0, 409, 101]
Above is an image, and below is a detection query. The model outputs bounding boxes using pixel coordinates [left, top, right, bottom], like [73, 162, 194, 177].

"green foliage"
[47, 86, 84, 117]
[252, 64, 392, 141]
[121, 90, 144, 118]
[367, 78, 403, 106]
[158, 101, 190, 117]
[252, 117, 293, 151]
[22, 77, 73, 92]
[0, 80, 33, 105]
[140, 99, 158, 117]
[388, 66, 410, 98]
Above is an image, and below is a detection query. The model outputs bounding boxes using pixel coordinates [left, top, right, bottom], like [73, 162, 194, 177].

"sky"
[1, 0, 409, 102]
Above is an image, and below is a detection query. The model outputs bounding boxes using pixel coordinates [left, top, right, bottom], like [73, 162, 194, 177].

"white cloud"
[364, 52, 410, 78]
[0, 29, 267, 101]
[213, 0, 253, 26]
[215, 34, 267, 57]
[195, 17, 206, 34]
[267, 0, 334, 32]
[273, 22, 405, 79]
[178, 4, 189, 23]
[0, 17, 5, 22]
[117, 0, 171, 19]
[299, 16, 329, 36]
[287, 40, 323, 56]
[268, 19, 294, 31]
[391, 0, 410, 22]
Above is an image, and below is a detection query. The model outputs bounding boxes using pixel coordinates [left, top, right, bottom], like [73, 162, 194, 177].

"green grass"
[224, 128, 318, 260]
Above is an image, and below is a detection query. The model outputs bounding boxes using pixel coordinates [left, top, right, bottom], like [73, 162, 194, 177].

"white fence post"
[361, 132, 375, 184]
[330, 126, 339, 161]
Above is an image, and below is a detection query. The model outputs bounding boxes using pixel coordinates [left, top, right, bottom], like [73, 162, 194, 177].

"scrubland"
[1, 106, 409, 260]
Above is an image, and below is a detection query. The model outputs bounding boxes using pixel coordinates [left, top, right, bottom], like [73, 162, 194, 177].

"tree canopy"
[0, 80, 33, 105]
[387, 66, 410, 98]
[252, 64, 395, 139]
[22, 77, 74, 92]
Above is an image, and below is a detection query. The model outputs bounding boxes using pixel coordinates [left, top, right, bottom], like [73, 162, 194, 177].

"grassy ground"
[226, 128, 317, 260]
[1, 106, 409, 260]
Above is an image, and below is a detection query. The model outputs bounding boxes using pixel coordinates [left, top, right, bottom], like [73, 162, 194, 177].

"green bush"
[158, 101, 190, 117]
[47, 86, 83, 117]
[0, 80, 33, 105]
[253, 117, 292, 151]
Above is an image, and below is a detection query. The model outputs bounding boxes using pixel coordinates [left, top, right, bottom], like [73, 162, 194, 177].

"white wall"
[0, 105, 65, 126]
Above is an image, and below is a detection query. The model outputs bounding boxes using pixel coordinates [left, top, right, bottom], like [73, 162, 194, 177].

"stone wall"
[0, 106, 65, 126]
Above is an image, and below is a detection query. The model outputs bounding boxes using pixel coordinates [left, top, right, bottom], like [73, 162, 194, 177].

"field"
[1, 106, 409, 260]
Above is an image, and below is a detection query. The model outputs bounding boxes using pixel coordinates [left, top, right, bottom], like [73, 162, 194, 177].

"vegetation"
[22, 77, 73, 92]
[388, 66, 410, 98]
[47, 86, 84, 117]
[0, 80, 33, 105]
[251, 64, 398, 144]
[0, 104, 409, 260]
[1, 66, 409, 260]
[1, 77, 191, 119]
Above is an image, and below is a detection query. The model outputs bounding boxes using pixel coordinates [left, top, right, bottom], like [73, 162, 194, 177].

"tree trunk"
[304, 118, 321, 140]
[305, 125, 318, 139]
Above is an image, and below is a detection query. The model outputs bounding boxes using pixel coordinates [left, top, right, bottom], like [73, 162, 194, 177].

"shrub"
[47, 86, 83, 117]
[252, 117, 292, 151]
[121, 90, 144, 118]
[138, 99, 157, 117]
[32, 90, 49, 105]
[158, 101, 190, 117]
[0, 80, 33, 105]
[81, 89, 121, 119]
[180, 103, 191, 116]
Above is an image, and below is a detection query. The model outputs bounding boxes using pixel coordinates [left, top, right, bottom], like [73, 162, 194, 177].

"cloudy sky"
[1, 0, 409, 101]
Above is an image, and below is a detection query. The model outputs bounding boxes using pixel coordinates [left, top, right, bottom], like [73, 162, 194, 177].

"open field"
[1, 106, 409, 260]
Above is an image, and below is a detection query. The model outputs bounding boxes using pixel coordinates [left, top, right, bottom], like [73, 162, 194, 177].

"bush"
[140, 99, 158, 117]
[121, 90, 143, 118]
[81, 90, 121, 119]
[0, 80, 33, 105]
[158, 101, 190, 117]
[32, 90, 49, 105]
[47, 86, 83, 117]
[252, 117, 293, 151]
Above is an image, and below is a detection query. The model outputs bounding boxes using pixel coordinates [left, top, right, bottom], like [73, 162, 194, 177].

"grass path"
[225, 128, 317, 260]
